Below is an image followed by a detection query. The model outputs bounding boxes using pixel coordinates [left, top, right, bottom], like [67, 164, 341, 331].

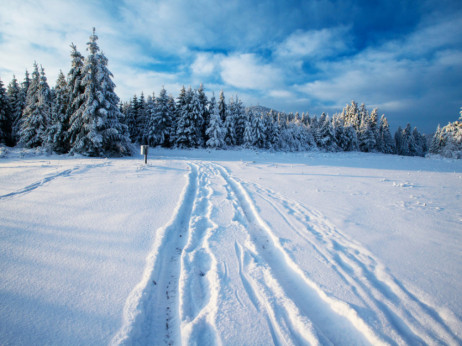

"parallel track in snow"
[112, 160, 462, 345]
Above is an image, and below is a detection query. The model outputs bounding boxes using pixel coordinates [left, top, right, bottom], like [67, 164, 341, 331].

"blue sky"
[0, 0, 461, 133]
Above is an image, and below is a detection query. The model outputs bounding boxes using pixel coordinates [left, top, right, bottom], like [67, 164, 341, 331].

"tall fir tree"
[45, 71, 70, 153]
[7, 76, 23, 145]
[205, 99, 225, 148]
[175, 87, 194, 148]
[223, 97, 236, 146]
[67, 44, 85, 131]
[218, 90, 227, 124]
[197, 84, 209, 141]
[19, 63, 51, 148]
[0, 78, 12, 145]
[378, 115, 395, 154]
[243, 110, 255, 148]
[147, 87, 172, 147]
[68, 28, 130, 156]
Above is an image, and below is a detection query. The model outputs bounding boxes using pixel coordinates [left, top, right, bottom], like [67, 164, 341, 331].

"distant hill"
[246, 105, 280, 115]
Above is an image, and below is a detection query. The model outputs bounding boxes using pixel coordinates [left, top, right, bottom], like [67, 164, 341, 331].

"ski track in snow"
[236, 172, 462, 346]
[0, 162, 110, 200]
[112, 160, 462, 345]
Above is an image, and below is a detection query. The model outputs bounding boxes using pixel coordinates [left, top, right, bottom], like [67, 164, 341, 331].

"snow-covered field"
[1, 148, 462, 345]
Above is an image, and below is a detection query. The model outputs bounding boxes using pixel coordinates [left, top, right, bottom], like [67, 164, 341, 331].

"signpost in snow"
[141, 145, 148, 164]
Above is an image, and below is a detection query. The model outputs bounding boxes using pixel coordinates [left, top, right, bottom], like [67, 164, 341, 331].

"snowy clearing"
[1, 148, 462, 345]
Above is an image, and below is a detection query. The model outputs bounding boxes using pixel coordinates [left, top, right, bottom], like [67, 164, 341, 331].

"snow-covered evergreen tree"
[66, 44, 85, 130]
[378, 115, 395, 154]
[429, 109, 462, 158]
[19, 64, 51, 148]
[316, 113, 336, 150]
[45, 71, 70, 153]
[6, 76, 24, 146]
[333, 115, 358, 151]
[243, 110, 255, 148]
[223, 98, 236, 147]
[411, 127, 427, 157]
[68, 28, 130, 156]
[206, 100, 225, 148]
[197, 84, 209, 141]
[135, 93, 148, 144]
[0, 78, 12, 145]
[218, 90, 227, 124]
[254, 114, 267, 149]
[175, 87, 195, 148]
[359, 116, 376, 152]
[147, 87, 172, 147]
[232, 96, 246, 146]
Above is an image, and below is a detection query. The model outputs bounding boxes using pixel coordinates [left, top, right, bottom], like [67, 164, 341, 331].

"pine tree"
[68, 28, 130, 156]
[359, 116, 376, 152]
[175, 87, 194, 148]
[205, 100, 225, 148]
[243, 110, 255, 148]
[232, 96, 246, 146]
[197, 84, 209, 141]
[167, 95, 176, 146]
[7, 76, 23, 145]
[254, 114, 267, 149]
[223, 98, 236, 146]
[315, 113, 336, 150]
[411, 127, 426, 157]
[67, 44, 85, 129]
[135, 93, 148, 144]
[19, 63, 51, 148]
[218, 90, 227, 124]
[0, 78, 12, 145]
[378, 115, 395, 154]
[147, 87, 172, 147]
[45, 71, 70, 153]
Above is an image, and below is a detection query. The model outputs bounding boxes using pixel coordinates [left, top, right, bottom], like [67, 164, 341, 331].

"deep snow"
[1, 147, 461, 345]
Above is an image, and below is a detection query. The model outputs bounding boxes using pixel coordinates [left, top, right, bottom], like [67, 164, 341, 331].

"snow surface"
[1, 148, 462, 345]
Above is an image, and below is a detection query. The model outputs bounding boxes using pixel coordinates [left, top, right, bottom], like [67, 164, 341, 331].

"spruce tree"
[254, 114, 267, 149]
[218, 90, 227, 124]
[359, 116, 376, 152]
[0, 78, 12, 145]
[45, 71, 70, 153]
[205, 100, 225, 148]
[68, 28, 130, 156]
[147, 87, 172, 147]
[19, 63, 51, 148]
[7, 76, 23, 145]
[223, 98, 236, 146]
[243, 110, 255, 148]
[197, 84, 209, 141]
[378, 115, 395, 154]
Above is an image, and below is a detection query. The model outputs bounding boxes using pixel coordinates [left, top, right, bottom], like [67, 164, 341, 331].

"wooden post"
[141, 145, 148, 164]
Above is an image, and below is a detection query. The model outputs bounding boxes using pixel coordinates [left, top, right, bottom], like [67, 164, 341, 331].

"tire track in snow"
[212, 162, 383, 345]
[111, 163, 198, 346]
[244, 179, 462, 345]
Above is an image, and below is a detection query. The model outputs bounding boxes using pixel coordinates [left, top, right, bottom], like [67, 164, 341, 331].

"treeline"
[1, 29, 460, 158]
[120, 91, 428, 156]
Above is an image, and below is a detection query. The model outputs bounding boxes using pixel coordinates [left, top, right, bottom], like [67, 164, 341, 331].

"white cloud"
[275, 27, 350, 60]
[220, 53, 282, 90]
[191, 52, 223, 77]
